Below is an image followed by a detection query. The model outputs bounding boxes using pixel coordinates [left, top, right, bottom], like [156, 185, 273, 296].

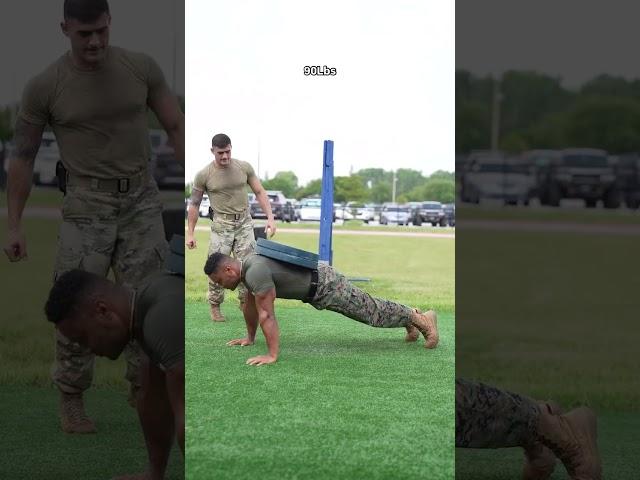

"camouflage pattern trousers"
[456, 378, 540, 448]
[207, 213, 256, 305]
[52, 178, 168, 395]
[309, 263, 414, 327]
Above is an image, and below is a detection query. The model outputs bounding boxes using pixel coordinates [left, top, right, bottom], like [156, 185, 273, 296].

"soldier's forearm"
[259, 313, 280, 359]
[138, 390, 173, 479]
[243, 308, 259, 341]
[167, 121, 184, 166]
[187, 205, 199, 234]
[6, 157, 35, 230]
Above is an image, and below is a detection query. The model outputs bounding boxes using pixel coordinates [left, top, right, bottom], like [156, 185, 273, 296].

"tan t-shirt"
[193, 159, 256, 215]
[19, 46, 167, 178]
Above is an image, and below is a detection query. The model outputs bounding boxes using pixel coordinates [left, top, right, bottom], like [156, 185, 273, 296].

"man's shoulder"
[232, 158, 255, 175]
[25, 53, 68, 90]
[109, 45, 153, 65]
[194, 162, 214, 183]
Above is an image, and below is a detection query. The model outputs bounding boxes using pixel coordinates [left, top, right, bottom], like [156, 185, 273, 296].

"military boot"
[535, 406, 601, 480]
[405, 309, 420, 342]
[210, 304, 225, 322]
[522, 401, 563, 480]
[405, 325, 420, 342]
[60, 392, 96, 434]
[410, 309, 439, 348]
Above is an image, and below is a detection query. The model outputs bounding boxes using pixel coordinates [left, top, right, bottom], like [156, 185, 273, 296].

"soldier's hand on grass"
[4, 228, 27, 262]
[226, 338, 254, 347]
[186, 234, 197, 249]
[246, 354, 277, 366]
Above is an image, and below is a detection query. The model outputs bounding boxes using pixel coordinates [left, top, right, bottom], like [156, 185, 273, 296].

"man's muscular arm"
[227, 291, 259, 346]
[247, 176, 276, 238]
[148, 88, 184, 166]
[186, 188, 203, 249]
[4, 119, 44, 261]
[246, 288, 279, 366]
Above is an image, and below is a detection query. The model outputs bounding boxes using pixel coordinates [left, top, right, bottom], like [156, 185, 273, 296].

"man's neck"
[69, 48, 108, 71]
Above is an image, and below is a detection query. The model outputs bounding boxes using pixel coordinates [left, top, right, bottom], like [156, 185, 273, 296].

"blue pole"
[319, 140, 334, 264]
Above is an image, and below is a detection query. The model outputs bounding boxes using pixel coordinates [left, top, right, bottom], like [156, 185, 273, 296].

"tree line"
[186, 168, 455, 204]
[457, 70, 640, 154]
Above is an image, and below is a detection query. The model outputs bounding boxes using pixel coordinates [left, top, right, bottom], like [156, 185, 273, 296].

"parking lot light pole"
[392, 169, 398, 203]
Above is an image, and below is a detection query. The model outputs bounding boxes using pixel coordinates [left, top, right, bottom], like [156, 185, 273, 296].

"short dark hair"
[204, 252, 232, 276]
[64, 0, 110, 22]
[211, 133, 231, 149]
[45, 270, 105, 324]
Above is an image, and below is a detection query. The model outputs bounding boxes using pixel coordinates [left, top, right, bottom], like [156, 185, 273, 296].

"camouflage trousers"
[52, 177, 168, 395]
[310, 263, 414, 327]
[456, 378, 540, 448]
[207, 213, 255, 305]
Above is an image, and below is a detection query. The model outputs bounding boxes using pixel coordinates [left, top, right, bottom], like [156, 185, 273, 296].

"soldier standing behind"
[3, 0, 184, 433]
[186, 133, 275, 321]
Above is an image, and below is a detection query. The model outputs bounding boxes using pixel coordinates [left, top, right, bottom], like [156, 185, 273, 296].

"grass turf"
[456, 206, 640, 478]
[456, 411, 639, 479]
[186, 304, 454, 480]
[0, 386, 184, 479]
[185, 229, 455, 479]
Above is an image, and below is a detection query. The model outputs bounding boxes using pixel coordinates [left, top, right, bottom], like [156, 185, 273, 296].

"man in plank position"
[45, 269, 184, 480]
[204, 251, 439, 366]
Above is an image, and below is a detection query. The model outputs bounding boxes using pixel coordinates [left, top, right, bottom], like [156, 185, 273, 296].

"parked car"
[333, 203, 353, 220]
[346, 202, 375, 223]
[462, 153, 536, 206]
[299, 198, 323, 221]
[443, 203, 455, 227]
[250, 190, 287, 220]
[199, 194, 211, 217]
[412, 201, 446, 226]
[281, 200, 296, 222]
[380, 204, 411, 225]
[33, 132, 60, 186]
[615, 153, 640, 209]
[537, 148, 620, 208]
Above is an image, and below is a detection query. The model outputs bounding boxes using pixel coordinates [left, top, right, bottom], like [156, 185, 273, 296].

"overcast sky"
[0, 0, 184, 105]
[456, 0, 640, 88]
[186, 0, 455, 185]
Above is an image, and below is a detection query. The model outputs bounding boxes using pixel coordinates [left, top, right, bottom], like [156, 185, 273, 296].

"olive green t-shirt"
[19, 46, 167, 178]
[241, 254, 312, 300]
[193, 159, 256, 215]
[133, 272, 185, 371]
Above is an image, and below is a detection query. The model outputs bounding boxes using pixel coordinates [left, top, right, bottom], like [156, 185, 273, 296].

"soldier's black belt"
[211, 211, 248, 221]
[66, 169, 148, 193]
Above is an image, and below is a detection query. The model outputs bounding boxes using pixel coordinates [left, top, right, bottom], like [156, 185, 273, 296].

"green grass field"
[0, 217, 184, 479]
[456, 206, 640, 478]
[185, 229, 455, 480]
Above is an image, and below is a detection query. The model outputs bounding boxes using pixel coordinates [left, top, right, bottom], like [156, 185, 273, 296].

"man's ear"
[210, 147, 215, 155]
[60, 21, 69, 37]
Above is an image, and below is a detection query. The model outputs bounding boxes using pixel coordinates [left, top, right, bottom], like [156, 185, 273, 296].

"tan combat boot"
[405, 324, 420, 342]
[405, 309, 420, 342]
[210, 304, 225, 322]
[410, 309, 439, 348]
[60, 392, 97, 434]
[522, 401, 563, 480]
[536, 406, 602, 480]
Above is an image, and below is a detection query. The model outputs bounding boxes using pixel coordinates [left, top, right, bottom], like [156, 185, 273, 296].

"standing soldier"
[3, 0, 184, 433]
[186, 133, 275, 322]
